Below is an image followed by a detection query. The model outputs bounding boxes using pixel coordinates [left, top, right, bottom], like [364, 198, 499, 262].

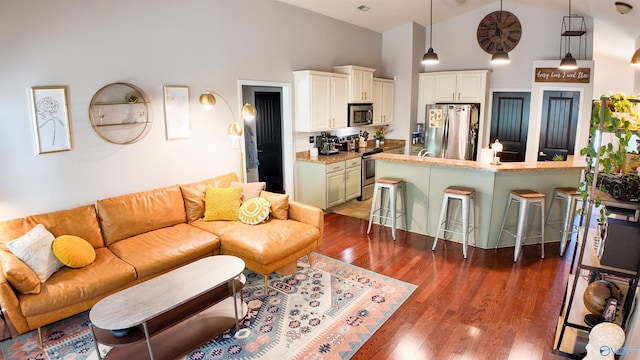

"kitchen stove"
[358, 147, 383, 201]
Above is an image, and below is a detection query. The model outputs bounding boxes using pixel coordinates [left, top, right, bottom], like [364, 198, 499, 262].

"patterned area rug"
[0, 253, 416, 360]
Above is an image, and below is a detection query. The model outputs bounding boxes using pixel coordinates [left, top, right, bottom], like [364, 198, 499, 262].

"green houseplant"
[579, 93, 639, 223]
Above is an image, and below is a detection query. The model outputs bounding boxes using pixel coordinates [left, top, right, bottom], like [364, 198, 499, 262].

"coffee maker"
[316, 132, 340, 155]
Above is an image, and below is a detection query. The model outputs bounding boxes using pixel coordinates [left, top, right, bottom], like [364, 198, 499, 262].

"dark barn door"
[254, 92, 284, 193]
[538, 91, 580, 161]
[490, 92, 530, 162]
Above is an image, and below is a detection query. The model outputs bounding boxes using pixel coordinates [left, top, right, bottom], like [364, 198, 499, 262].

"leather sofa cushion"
[0, 250, 41, 294]
[19, 248, 136, 317]
[0, 205, 104, 249]
[108, 224, 220, 279]
[180, 173, 239, 223]
[192, 219, 320, 265]
[97, 185, 187, 247]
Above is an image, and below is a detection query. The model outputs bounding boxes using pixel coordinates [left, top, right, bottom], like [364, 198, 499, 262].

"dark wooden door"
[490, 92, 530, 162]
[538, 91, 580, 161]
[254, 92, 284, 193]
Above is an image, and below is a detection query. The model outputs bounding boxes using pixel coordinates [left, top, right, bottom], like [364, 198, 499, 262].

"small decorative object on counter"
[490, 139, 503, 165]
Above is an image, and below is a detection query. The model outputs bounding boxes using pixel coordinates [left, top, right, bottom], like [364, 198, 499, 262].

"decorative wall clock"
[476, 10, 522, 54]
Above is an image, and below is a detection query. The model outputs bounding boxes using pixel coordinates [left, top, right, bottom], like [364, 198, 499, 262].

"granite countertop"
[372, 152, 584, 173]
[297, 139, 405, 164]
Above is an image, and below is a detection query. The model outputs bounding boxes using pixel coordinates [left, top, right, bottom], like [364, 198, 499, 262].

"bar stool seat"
[367, 177, 407, 241]
[496, 189, 546, 262]
[432, 186, 476, 258]
[545, 187, 581, 257]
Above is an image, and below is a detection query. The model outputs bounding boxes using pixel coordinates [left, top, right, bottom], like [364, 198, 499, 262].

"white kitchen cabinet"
[326, 161, 346, 208]
[296, 158, 362, 210]
[372, 78, 394, 125]
[433, 70, 489, 103]
[345, 158, 361, 201]
[417, 74, 435, 124]
[333, 65, 375, 103]
[294, 70, 348, 132]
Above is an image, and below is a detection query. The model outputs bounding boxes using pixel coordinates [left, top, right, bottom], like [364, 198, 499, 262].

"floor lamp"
[199, 91, 256, 183]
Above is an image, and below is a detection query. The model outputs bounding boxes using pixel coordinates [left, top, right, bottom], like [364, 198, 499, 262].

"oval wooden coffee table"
[89, 255, 247, 360]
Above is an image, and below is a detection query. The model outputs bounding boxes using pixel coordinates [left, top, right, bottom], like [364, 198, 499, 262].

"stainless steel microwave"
[348, 103, 373, 126]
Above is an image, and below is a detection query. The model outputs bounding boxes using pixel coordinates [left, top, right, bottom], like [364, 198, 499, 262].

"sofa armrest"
[0, 273, 28, 336]
[288, 200, 324, 246]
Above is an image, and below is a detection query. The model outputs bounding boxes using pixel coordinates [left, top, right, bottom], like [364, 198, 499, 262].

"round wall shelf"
[89, 82, 152, 144]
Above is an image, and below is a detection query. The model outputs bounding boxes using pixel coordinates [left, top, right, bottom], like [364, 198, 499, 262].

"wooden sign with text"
[534, 67, 590, 83]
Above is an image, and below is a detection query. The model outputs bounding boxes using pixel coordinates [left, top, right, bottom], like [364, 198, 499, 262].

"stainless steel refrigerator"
[423, 104, 479, 160]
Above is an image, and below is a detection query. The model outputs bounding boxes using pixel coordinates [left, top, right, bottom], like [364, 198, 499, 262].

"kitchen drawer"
[326, 161, 345, 173]
[345, 158, 361, 168]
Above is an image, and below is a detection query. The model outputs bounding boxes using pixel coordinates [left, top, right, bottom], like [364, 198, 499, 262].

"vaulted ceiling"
[278, 0, 640, 40]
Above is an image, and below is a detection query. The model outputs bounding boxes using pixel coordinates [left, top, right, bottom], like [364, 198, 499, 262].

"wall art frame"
[30, 86, 72, 154]
[163, 85, 191, 140]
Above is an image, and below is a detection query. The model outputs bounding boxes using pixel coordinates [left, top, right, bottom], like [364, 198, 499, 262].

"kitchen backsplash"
[295, 125, 391, 153]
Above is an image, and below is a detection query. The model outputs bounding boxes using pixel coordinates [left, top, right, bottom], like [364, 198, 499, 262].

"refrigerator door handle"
[442, 111, 449, 155]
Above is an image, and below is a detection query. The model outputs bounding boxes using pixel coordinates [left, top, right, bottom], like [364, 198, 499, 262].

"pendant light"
[422, 0, 439, 65]
[490, 0, 510, 65]
[559, 0, 578, 70]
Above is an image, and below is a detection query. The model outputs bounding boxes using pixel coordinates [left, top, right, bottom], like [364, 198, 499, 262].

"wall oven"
[358, 148, 383, 201]
[348, 103, 373, 126]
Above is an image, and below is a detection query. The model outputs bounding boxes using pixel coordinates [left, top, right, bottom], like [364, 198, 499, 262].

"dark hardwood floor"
[317, 213, 572, 360]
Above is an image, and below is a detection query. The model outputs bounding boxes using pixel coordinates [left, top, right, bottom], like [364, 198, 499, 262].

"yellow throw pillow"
[260, 191, 289, 220]
[204, 186, 243, 221]
[52, 235, 96, 268]
[238, 197, 271, 225]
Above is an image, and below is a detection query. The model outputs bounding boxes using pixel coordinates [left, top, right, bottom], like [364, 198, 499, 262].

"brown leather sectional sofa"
[0, 172, 323, 337]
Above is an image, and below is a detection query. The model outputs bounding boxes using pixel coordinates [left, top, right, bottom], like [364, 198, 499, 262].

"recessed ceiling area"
[277, 0, 640, 39]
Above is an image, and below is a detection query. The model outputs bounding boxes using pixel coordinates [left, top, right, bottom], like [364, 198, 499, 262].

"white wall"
[381, 23, 423, 151]
[0, 0, 382, 219]
[592, 19, 636, 97]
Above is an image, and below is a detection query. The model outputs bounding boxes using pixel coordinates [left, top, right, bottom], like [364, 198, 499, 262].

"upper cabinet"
[433, 70, 489, 103]
[294, 70, 348, 132]
[333, 65, 375, 103]
[417, 74, 435, 124]
[417, 70, 491, 124]
[372, 77, 394, 125]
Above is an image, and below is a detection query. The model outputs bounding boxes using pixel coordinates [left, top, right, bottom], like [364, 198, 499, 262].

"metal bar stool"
[367, 177, 407, 240]
[496, 189, 546, 262]
[432, 186, 476, 258]
[545, 187, 581, 257]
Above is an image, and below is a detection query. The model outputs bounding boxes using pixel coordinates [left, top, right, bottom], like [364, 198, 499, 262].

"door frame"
[526, 60, 594, 163]
[237, 80, 294, 197]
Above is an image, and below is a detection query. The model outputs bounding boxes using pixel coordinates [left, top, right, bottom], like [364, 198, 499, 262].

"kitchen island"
[372, 153, 584, 249]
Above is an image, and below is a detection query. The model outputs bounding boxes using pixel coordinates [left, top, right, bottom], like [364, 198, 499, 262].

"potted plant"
[579, 93, 639, 239]
[374, 126, 387, 147]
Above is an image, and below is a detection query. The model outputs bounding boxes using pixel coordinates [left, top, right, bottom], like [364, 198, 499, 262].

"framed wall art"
[30, 86, 71, 154]
[163, 85, 191, 140]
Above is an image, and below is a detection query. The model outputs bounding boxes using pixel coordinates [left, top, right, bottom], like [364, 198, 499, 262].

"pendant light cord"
[567, 0, 572, 53]
[429, 0, 433, 47]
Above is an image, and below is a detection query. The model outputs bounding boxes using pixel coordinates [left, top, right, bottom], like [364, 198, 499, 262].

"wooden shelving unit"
[554, 95, 640, 358]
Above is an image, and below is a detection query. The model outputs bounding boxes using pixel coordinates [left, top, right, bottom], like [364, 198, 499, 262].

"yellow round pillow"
[52, 235, 96, 268]
[238, 197, 270, 225]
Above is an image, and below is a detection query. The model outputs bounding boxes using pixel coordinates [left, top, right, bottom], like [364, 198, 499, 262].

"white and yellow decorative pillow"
[238, 197, 271, 225]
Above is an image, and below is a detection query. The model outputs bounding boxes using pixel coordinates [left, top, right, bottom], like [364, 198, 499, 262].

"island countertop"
[371, 152, 584, 172]
[372, 153, 584, 250]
